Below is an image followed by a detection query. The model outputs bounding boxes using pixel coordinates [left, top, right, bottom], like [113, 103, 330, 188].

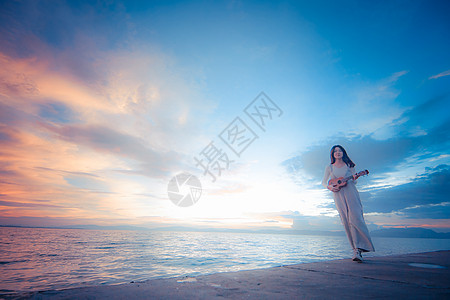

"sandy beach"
[2, 250, 449, 299]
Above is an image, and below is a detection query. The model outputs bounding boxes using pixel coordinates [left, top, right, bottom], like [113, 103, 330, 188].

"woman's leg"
[333, 193, 356, 250]
[344, 185, 375, 252]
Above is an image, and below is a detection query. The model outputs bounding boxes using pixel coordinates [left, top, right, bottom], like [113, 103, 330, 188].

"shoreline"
[2, 250, 449, 299]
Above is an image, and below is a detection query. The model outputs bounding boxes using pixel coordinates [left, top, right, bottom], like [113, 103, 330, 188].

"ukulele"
[328, 169, 369, 191]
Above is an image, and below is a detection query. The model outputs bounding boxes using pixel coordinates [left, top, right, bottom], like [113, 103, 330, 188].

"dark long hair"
[330, 145, 355, 168]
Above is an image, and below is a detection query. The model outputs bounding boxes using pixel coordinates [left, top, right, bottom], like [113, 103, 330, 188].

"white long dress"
[322, 164, 375, 252]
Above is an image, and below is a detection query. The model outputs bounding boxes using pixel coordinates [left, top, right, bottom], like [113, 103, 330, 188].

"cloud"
[274, 211, 380, 232]
[0, 1, 218, 226]
[283, 128, 449, 216]
[290, 214, 343, 231]
[283, 94, 450, 179]
[429, 70, 450, 80]
[0, 0, 130, 60]
[283, 93, 450, 229]
[373, 94, 450, 139]
[400, 202, 450, 219]
[0, 199, 63, 209]
[364, 164, 449, 214]
[39, 122, 178, 176]
[345, 70, 409, 135]
[274, 163, 450, 230]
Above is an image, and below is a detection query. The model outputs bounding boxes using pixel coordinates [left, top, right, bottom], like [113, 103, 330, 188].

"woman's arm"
[321, 165, 331, 188]
[323, 165, 339, 192]
[350, 167, 358, 184]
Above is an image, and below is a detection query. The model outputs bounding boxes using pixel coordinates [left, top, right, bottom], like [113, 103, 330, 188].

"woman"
[322, 145, 375, 262]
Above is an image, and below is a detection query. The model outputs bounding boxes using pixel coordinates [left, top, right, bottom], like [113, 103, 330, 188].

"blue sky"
[0, 0, 449, 232]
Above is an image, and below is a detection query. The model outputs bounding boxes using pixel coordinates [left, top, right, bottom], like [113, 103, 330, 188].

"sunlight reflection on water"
[0, 227, 449, 292]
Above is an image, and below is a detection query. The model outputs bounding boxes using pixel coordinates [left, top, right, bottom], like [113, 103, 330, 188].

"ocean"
[1, 227, 449, 293]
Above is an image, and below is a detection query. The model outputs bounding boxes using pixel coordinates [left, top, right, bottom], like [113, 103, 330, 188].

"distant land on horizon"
[370, 227, 450, 239]
[1, 224, 450, 239]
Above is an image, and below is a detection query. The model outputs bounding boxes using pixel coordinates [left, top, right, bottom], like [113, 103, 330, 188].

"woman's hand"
[328, 184, 339, 192]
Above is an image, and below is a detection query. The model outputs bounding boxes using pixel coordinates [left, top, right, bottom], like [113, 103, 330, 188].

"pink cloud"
[0, 45, 210, 226]
[429, 70, 450, 80]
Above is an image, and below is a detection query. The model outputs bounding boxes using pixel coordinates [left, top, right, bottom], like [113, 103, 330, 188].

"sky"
[0, 0, 449, 232]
